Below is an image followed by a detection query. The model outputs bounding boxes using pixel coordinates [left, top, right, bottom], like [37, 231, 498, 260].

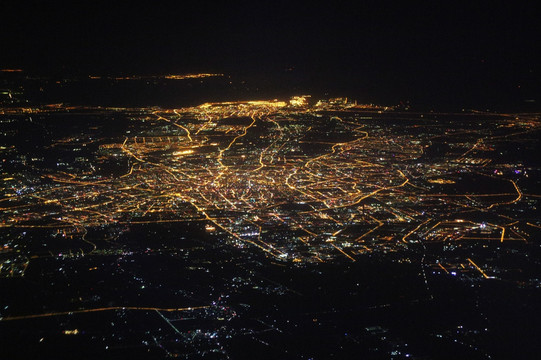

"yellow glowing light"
[164, 73, 223, 80]
[173, 150, 194, 156]
[428, 179, 456, 184]
[289, 95, 310, 106]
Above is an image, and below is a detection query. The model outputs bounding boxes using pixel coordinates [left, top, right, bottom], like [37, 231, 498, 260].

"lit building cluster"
[1, 98, 539, 269]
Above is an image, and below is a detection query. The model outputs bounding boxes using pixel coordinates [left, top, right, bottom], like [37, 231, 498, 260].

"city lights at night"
[1, 1, 540, 359]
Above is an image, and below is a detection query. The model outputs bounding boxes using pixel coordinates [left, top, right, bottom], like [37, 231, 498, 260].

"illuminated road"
[1, 100, 538, 263]
[467, 258, 490, 279]
[0, 305, 210, 322]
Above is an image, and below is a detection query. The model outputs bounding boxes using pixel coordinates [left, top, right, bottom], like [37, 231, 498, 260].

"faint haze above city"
[2, 1, 540, 110]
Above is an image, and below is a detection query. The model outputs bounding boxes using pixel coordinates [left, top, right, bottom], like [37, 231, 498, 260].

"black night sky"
[2, 3, 541, 360]
[2, 0, 541, 109]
